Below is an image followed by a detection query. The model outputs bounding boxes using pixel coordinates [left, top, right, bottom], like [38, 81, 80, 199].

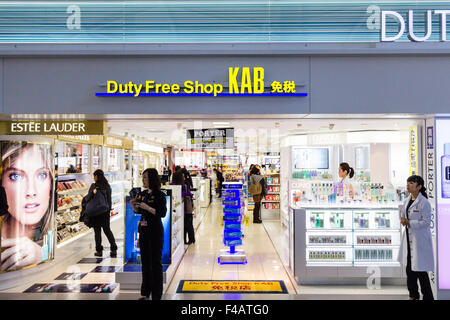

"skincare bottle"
[442, 143, 450, 198]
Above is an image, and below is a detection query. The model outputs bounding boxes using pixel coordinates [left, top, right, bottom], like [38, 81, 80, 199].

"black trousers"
[217, 182, 222, 197]
[139, 225, 164, 300]
[253, 200, 262, 222]
[93, 218, 117, 252]
[184, 214, 195, 244]
[406, 249, 434, 300]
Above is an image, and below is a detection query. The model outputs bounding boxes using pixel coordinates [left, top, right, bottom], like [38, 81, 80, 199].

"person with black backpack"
[248, 166, 267, 223]
[82, 169, 117, 257]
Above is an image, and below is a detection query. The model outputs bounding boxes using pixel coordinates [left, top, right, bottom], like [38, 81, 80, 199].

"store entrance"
[0, 115, 423, 297]
[101, 116, 422, 296]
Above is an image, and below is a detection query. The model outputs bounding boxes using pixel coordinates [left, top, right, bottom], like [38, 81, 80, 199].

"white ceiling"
[107, 117, 422, 148]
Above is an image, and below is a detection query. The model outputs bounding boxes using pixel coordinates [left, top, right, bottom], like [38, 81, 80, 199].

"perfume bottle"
[442, 143, 450, 198]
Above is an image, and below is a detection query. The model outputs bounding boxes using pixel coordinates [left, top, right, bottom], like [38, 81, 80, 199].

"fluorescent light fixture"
[213, 122, 231, 126]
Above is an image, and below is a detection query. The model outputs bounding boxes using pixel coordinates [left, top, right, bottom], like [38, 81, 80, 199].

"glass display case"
[123, 191, 173, 264]
[304, 208, 401, 266]
[104, 147, 124, 172]
[292, 206, 403, 284]
[92, 144, 102, 172]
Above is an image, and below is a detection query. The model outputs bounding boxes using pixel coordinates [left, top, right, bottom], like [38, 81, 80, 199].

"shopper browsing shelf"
[172, 171, 195, 245]
[399, 175, 434, 300]
[1, 142, 54, 272]
[249, 166, 267, 223]
[130, 168, 167, 300]
[83, 169, 117, 258]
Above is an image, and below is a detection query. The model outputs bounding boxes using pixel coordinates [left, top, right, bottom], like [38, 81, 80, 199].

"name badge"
[140, 221, 148, 227]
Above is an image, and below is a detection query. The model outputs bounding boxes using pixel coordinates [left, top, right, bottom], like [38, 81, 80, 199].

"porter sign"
[187, 128, 234, 149]
[381, 10, 450, 42]
[0, 121, 106, 135]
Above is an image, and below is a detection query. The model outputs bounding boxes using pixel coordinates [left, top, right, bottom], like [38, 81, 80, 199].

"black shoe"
[94, 251, 102, 257]
[110, 251, 117, 258]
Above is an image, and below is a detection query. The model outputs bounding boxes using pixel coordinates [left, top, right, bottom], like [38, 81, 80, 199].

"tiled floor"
[165, 199, 297, 295]
[0, 197, 409, 300]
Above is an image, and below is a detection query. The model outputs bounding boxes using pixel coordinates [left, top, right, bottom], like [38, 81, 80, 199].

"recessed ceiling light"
[361, 123, 368, 126]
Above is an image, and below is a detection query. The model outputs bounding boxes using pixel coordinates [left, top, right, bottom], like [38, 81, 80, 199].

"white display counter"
[291, 205, 405, 285]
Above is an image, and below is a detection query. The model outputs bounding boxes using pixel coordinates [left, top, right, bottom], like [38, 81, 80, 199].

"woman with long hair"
[130, 168, 167, 300]
[1, 142, 54, 272]
[84, 169, 117, 257]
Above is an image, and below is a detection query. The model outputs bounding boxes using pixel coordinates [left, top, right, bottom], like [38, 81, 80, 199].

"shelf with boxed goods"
[56, 174, 92, 245]
[263, 153, 281, 171]
[291, 205, 403, 284]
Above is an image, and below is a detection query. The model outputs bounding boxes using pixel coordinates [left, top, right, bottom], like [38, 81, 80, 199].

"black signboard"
[186, 128, 234, 149]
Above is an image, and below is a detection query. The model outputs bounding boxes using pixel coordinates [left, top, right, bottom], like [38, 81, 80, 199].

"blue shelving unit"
[218, 182, 247, 265]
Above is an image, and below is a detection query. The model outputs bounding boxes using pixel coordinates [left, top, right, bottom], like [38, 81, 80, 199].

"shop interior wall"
[0, 56, 309, 115]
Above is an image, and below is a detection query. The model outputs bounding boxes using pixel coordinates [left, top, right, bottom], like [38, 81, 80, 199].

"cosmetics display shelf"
[303, 207, 401, 267]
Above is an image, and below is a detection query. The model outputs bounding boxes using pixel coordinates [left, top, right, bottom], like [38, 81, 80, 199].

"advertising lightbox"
[435, 119, 450, 290]
[0, 141, 55, 273]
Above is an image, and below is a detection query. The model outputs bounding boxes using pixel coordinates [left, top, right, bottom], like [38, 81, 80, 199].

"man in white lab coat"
[399, 175, 435, 300]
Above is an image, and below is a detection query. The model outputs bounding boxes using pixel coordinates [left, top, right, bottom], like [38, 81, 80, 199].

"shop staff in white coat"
[399, 175, 434, 300]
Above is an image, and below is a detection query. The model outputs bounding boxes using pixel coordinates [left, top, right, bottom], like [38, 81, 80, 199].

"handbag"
[183, 185, 193, 215]
[84, 187, 109, 218]
[249, 179, 262, 195]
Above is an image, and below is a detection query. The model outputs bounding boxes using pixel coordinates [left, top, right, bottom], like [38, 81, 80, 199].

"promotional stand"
[218, 182, 247, 264]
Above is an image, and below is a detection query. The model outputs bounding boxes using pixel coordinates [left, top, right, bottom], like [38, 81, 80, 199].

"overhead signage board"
[58, 135, 104, 145]
[0, 121, 106, 135]
[186, 128, 234, 150]
[104, 136, 134, 149]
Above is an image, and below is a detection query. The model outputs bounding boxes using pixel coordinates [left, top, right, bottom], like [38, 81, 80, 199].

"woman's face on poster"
[2, 146, 51, 226]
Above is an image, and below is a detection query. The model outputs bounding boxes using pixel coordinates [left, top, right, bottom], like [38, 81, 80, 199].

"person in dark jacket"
[130, 168, 167, 300]
[84, 169, 117, 257]
[0, 185, 8, 217]
[181, 167, 194, 191]
[250, 166, 266, 223]
[172, 171, 195, 244]
[213, 168, 224, 198]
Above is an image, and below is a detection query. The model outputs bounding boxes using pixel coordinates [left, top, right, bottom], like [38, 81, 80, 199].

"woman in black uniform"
[130, 168, 167, 300]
